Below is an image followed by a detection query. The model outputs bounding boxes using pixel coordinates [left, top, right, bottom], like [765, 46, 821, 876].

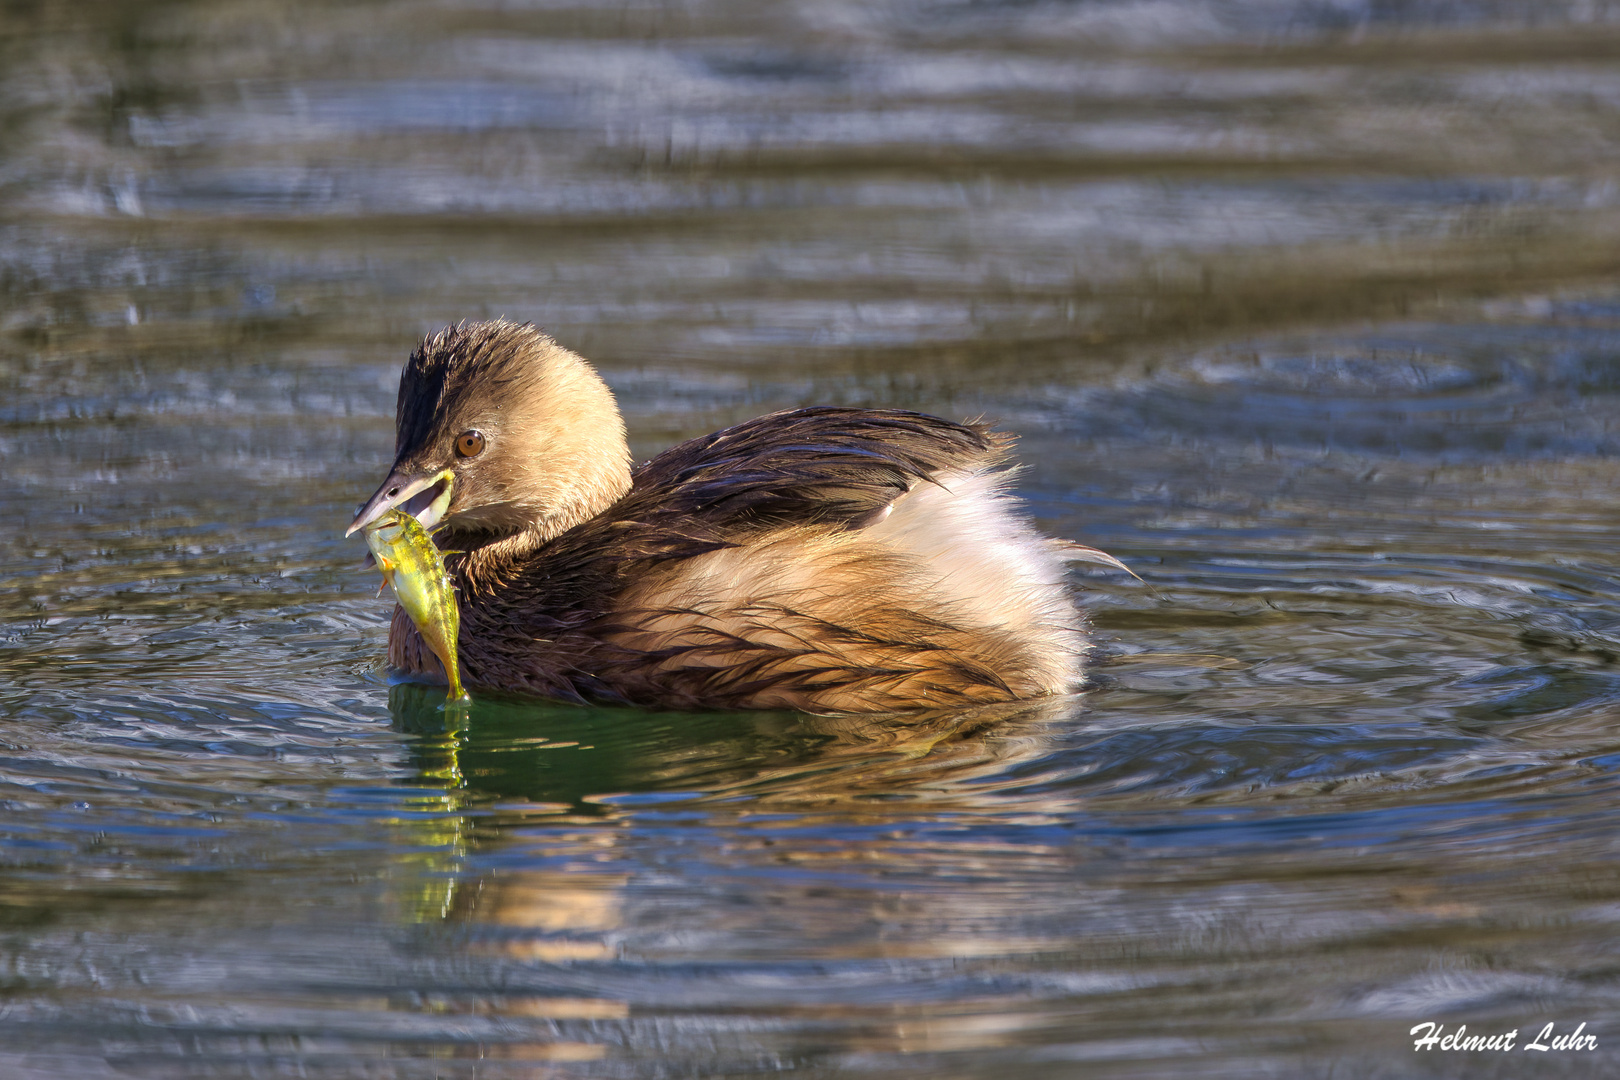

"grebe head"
[347, 320, 631, 549]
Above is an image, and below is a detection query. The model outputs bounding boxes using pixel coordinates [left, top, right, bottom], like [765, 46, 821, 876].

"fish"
[362, 508, 469, 703]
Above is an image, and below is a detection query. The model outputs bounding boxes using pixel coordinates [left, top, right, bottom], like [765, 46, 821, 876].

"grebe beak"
[346, 468, 455, 537]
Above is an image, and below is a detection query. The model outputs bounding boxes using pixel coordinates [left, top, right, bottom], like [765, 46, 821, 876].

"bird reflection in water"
[384, 684, 1079, 1064]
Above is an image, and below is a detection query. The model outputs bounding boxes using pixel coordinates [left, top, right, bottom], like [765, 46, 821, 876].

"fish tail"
[444, 658, 469, 702]
[428, 638, 468, 702]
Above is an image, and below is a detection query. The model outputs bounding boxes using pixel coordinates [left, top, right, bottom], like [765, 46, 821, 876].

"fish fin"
[375, 579, 388, 598]
[373, 555, 397, 597]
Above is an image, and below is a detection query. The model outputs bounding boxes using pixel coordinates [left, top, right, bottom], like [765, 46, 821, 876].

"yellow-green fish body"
[363, 509, 468, 702]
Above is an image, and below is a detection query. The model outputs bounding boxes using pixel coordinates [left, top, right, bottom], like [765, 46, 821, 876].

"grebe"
[348, 320, 1120, 712]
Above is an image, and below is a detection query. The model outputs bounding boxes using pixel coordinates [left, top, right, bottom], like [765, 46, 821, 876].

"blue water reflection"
[7, 0, 1620, 1075]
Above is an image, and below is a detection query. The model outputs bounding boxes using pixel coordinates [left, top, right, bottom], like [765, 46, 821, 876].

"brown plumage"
[349, 320, 1114, 713]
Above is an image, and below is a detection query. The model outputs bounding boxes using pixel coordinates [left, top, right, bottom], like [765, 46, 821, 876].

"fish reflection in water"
[385, 684, 1082, 1060]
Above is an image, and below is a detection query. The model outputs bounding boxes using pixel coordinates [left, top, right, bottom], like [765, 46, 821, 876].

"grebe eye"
[455, 430, 485, 458]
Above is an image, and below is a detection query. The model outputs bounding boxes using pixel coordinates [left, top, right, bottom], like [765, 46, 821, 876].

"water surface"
[5, 1, 1620, 1076]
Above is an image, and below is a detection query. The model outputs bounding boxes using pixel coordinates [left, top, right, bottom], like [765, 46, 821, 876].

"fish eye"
[455, 430, 486, 459]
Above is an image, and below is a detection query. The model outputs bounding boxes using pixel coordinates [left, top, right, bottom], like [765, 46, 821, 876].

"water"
[5, 1, 1620, 1075]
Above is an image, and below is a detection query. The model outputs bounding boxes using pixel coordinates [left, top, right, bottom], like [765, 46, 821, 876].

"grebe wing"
[622, 406, 1009, 534]
[490, 407, 1010, 609]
